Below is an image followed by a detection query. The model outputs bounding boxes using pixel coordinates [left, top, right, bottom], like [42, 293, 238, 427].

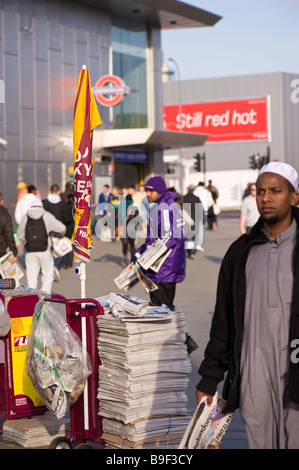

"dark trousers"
[121, 238, 135, 257]
[149, 282, 176, 311]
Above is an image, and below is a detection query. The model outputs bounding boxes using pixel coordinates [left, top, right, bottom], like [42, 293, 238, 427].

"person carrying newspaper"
[132, 175, 185, 311]
[17, 197, 66, 294]
[196, 162, 299, 449]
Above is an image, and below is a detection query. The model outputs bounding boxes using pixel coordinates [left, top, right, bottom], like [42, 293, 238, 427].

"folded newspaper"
[114, 264, 158, 293]
[179, 392, 234, 449]
[0, 251, 24, 281]
[97, 293, 174, 322]
[108, 292, 147, 317]
[114, 263, 139, 290]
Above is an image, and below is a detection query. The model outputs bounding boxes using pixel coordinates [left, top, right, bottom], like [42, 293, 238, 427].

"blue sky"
[161, 0, 299, 80]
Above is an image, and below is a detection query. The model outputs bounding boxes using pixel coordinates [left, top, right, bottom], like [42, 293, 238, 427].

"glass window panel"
[111, 23, 148, 129]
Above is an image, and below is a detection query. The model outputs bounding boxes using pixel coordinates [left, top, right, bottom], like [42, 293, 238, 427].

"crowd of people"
[98, 164, 299, 450]
[97, 179, 219, 264]
[2, 162, 299, 449]
[0, 181, 75, 294]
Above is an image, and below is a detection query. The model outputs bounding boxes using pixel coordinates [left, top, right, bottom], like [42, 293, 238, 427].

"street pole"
[168, 58, 184, 194]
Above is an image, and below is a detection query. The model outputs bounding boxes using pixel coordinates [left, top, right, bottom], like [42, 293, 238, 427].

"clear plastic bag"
[0, 298, 11, 337]
[26, 300, 92, 418]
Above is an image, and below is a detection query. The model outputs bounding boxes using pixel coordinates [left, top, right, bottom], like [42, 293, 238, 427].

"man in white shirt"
[194, 182, 214, 251]
[15, 185, 38, 225]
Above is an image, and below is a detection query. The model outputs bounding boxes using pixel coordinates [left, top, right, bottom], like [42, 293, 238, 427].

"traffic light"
[249, 155, 257, 169]
[260, 155, 269, 167]
[249, 154, 261, 170]
[261, 147, 270, 167]
[249, 148, 270, 170]
[194, 153, 201, 172]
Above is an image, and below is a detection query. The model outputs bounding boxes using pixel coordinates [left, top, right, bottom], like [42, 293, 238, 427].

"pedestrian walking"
[194, 182, 213, 250]
[16, 181, 28, 202]
[17, 197, 66, 294]
[120, 194, 139, 265]
[42, 184, 66, 221]
[63, 193, 75, 270]
[207, 179, 219, 230]
[132, 175, 185, 311]
[239, 183, 260, 234]
[196, 161, 299, 449]
[60, 182, 74, 203]
[183, 185, 203, 259]
[98, 184, 113, 215]
[0, 192, 18, 263]
[110, 186, 121, 239]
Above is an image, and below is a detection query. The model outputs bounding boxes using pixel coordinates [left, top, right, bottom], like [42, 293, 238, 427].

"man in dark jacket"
[196, 161, 299, 449]
[0, 192, 18, 262]
[133, 176, 185, 310]
[42, 184, 66, 222]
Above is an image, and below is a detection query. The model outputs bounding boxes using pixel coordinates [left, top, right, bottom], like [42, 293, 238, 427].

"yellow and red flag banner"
[72, 66, 101, 262]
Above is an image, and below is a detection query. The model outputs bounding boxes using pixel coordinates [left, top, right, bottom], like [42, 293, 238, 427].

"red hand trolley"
[0, 291, 105, 450]
[44, 295, 105, 449]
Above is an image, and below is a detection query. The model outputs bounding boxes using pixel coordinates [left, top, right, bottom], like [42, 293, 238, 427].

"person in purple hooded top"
[132, 175, 185, 311]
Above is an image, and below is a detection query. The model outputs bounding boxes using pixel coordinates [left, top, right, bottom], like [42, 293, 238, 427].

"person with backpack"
[42, 184, 68, 280]
[17, 197, 66, 294]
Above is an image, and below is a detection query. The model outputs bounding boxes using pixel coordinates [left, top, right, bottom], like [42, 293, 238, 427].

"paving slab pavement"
[0, 210, 249, 449]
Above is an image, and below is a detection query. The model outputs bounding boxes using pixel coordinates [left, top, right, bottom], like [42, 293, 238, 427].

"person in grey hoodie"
[17, 197, 66, 294]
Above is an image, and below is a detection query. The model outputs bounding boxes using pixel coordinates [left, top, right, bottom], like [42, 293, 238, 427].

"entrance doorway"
[114, 162, 141, 189]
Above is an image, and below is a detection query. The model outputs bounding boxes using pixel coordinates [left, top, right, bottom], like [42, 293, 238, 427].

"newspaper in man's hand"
[136, 235, 170, 271]
[114, 263, 139, 291]
[114, 263, 158, 294]
[136, 268, 158, 293]
[179, 392, 233, 449]
[0, 251, 24, 281]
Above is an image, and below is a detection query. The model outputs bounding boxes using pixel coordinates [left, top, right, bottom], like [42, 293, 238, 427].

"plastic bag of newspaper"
[26, 300, 92, 418]
[0, 298, 11, 336]
[179, 392, 233, 449]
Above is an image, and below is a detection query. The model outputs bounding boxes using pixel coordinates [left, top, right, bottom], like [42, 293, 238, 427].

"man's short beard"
[261, 215, 280, 226]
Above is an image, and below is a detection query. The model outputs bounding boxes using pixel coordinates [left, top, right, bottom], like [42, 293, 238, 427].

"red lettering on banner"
[14, 336, 28, 347]
[163, 98, 269, 142]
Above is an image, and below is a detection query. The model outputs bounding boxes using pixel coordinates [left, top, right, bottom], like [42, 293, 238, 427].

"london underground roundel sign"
[93, 74, 130, 107]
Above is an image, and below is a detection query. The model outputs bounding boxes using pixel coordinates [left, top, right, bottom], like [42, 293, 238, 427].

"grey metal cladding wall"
[163, 73, 296, 172]
[281, 73, 299, 173]
[0, 0, 110, 211]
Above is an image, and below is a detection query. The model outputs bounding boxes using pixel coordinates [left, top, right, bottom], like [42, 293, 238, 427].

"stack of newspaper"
[2, 414, 70, 448]
[96, 296, 192, 449]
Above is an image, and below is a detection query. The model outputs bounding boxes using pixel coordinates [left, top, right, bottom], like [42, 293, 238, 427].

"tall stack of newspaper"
[96, 295, 192, 449]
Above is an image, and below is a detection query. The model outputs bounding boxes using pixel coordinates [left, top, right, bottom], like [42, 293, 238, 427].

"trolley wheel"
[49, 437, 74, 449]
[75, 443, 94, 449]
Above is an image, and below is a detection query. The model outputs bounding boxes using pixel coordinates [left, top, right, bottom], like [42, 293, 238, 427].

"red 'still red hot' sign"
[163, 97, 270, 143]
